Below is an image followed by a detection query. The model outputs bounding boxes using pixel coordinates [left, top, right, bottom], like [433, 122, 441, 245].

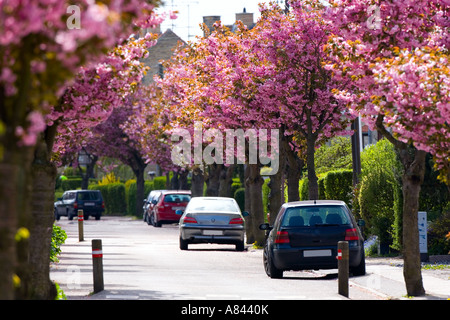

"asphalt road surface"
[50, 216, 394, 301]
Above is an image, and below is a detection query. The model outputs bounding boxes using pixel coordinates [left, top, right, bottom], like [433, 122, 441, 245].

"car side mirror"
[57, 197, 62, 201]
[175, 209, 184, 215]
[242, 211, 249, 217]
[259, 223, 272, 231]
[357, 219, 365, 227]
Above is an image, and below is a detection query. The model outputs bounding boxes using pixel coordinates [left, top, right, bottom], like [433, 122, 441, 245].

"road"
[50, 216, 393, 301]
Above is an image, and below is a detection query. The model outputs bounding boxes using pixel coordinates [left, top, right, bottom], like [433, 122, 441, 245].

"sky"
[157, 0, 284, 42]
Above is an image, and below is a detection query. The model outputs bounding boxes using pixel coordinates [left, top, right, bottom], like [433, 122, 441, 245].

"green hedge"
[234, 188, 245, 212]
[323, 169, 353, 205]
[89, 183, 126, 215]
[126, 180, 154, 215]
[61, 178, 82, 191]
[299, 170, 352, 205]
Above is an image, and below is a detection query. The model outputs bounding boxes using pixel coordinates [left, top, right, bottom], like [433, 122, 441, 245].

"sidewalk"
[350, 257, 450, 300]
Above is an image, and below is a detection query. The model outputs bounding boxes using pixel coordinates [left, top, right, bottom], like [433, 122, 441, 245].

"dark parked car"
[143, 190, 165, 225]
[259, 200, 365, 278]
[54, 190, 104, 220]
[150, 190, 191, 227]
[177, 197, 249, 251]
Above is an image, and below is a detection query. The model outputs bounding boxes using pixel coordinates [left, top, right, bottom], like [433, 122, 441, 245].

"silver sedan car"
[176, 197, 249, 251]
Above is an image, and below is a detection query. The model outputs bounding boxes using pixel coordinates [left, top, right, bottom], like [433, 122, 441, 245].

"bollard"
[337, 241, 349, 297]
[78, 209, 84, 242]
[92, 239, 104, 293]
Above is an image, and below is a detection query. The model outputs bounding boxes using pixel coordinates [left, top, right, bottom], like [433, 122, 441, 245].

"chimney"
[235, 8, 254, 29]
[203, 15, 221, 36]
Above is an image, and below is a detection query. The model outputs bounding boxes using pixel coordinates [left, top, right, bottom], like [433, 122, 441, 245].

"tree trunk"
[286, 139, 303, 202]
[376, 115, 426, 296]
[244, 165, 252, 243]
[179, 169, 189, 190]
[170, 171, 180, 190]
[267, 170, 283, 225]
[81, 154, 98, 190]
[130, 156, 146, 217]
[218, 164, 235, 197]
[267, 134, 287, 224]
[205, 164, 221, 196]
[399, 147, 426, 296]
[306, 135, 318, 200]
[245, 163, 265, 246]
[191, 166, 204, 197]
[27, 152, 57, 299]
[0, 146, 33, 299]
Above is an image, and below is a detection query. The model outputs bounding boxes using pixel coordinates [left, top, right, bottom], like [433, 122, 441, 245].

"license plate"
[84, 202, 95, 206]
[203, 230, 223, 236]
[173, 206, 185, 210]
[303, 250, 332, 257]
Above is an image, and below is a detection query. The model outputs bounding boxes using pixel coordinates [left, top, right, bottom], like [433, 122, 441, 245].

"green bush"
[89, 183, 126, 215]
[299, 178, 308, 201]
[262, 179, 270, 214]
[323, 169, 353, 205]
[50, 224, 67, 263]
[234, 188, 245, 212]
[231, 182, 242, 199]
[153, 176, 167, 190]
[428, 211, 450, 255]
[358, 139, 403, 252]
[126, 180, 154, 216]
[61, 178, 82, 191]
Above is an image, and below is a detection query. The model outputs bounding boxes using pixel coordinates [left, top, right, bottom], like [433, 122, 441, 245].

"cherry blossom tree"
[250, 1, 354, 200]
[0, 0, 163, 299]
[324, 0, 449, 296]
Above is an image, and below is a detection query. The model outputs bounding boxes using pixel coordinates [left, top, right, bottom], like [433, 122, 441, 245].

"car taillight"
[183, 216, 197, 224]
[275, 231, 290, 244]
[73, 202, 78, 209]
[229, 217, 244, 224]
[345, 228, 359, 241]
[101, 201, 105, 209]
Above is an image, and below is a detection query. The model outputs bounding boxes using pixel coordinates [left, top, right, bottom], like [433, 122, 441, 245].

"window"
[281, 205, 351, 227]
[188, 199, 239, 213]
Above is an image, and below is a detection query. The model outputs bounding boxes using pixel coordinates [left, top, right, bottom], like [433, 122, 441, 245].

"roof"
[282, 200, 347, 208]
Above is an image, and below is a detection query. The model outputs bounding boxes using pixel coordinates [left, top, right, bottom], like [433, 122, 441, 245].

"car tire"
[54, 209, 60, 221]
[95, 214, 101, 220]
[263, 244, 283, 279]
[180, 236, 189, 250]
[68, 210, 74, 220]
[350, 252, 366, 276]
[235, 241, 245, 251]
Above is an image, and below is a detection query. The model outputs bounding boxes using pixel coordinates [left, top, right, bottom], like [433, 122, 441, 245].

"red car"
[150, 190, 191, 227]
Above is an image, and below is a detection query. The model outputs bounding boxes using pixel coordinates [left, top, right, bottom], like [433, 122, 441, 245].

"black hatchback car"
[260, 200, 365, 278]
[54, 190, 105, 220]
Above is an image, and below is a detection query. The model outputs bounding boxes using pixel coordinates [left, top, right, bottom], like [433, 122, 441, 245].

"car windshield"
[188, 199, 239, 213]
[281, 205, 351, 227]
[77, 192, 100, 201]
[164, 194, 191, 203]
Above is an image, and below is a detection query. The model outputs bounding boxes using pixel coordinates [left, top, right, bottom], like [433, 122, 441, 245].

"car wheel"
[54, 209, 60, 221]
[95, 214, 101, 220]
[263, 243, 283, 279]
[235, 241, 245, 251]
[350, 253, 366, 276]
[68, 210, 74, 220]
[180, 236, 189, 250]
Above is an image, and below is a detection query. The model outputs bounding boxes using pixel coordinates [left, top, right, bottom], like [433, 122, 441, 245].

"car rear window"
[281, 205, 351, 227]
[188, 199, 239, 213]
[77, 192, 101, 201]
[163, 194, 191, 203]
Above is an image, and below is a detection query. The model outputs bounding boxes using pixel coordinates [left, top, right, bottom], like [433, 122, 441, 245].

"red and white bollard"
[78, 209, 84, 242]
[92, 239, 104, 293]
[337, 241, 349, 297]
